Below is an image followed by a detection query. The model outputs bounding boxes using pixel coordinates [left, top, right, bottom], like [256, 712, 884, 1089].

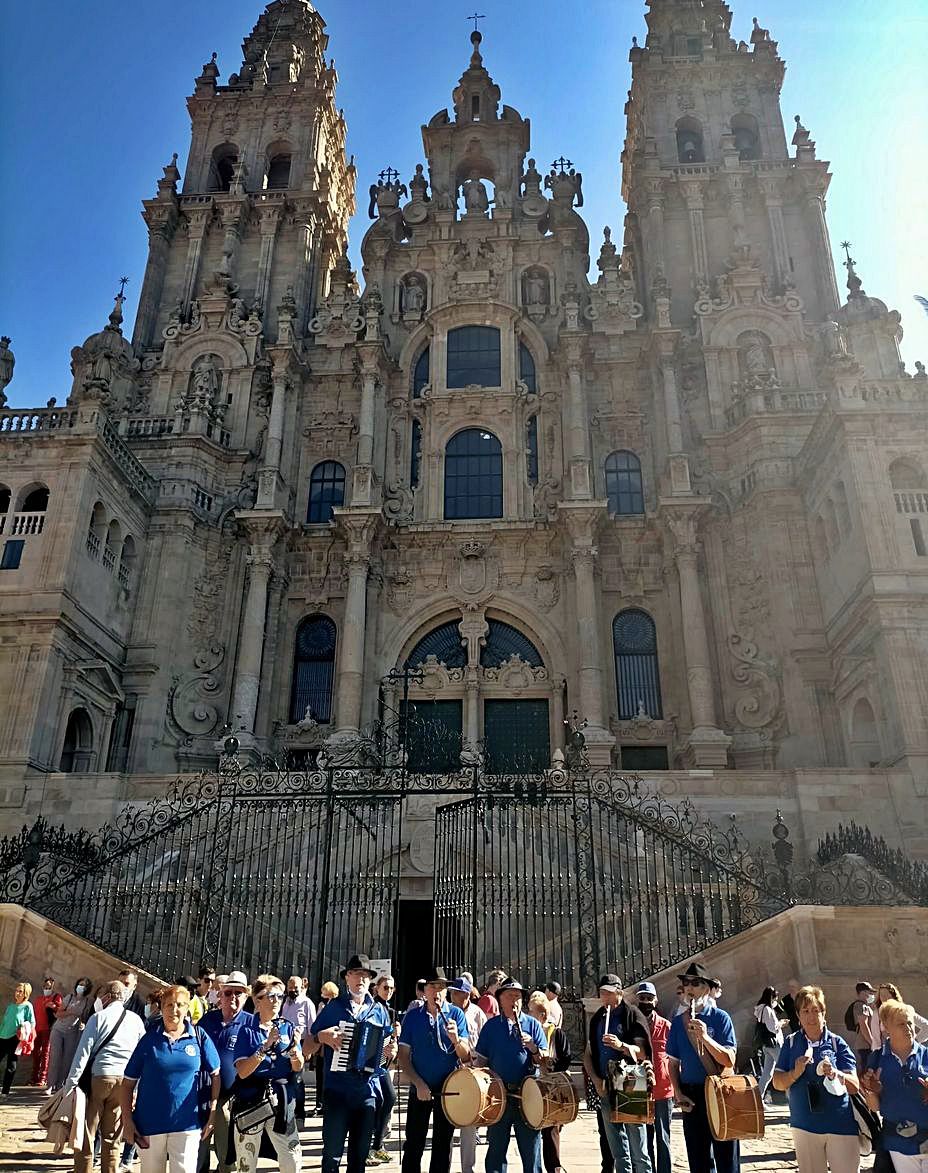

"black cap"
[545, 980, 562, 996]
[422, 966, 450, 986]
[341, 953, 377, 979]
[598, 974, 623, 992]
[496, 978, 524, 996]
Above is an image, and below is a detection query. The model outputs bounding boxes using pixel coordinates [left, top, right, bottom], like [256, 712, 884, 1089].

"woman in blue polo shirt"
[121, 984, 220, 1173]
[233, 972, 305, 1173]
[862, 999, 928, 1173]
[772, 985, 860, 1173]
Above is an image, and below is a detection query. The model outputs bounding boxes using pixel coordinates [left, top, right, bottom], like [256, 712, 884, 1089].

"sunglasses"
[258, 991, 284, 1001]
[681, 978, 705, 987]
[221, 990, 245, 998]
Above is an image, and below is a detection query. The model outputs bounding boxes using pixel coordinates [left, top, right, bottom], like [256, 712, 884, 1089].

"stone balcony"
[0, 511, 46, 536]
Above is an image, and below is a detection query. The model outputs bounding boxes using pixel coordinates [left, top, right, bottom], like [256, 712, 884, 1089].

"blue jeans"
[321, 1089, 377, 1173]
[599, 1108, 653, 1173]
[485, 1101, 542, 1173]
[647, 1100, 672, 1173]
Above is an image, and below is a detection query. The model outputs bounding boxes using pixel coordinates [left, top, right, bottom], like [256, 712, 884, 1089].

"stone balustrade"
[0, 407, 78, 434]
[895, 491, 928, 514]
[725, 384, 826, 427]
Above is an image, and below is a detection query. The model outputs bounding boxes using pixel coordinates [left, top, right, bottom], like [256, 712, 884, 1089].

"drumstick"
[604, 1006, 611, 1038]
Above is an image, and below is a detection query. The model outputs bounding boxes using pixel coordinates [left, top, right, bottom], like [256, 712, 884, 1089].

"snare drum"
[607, 1060, 655, 1125]
[520, 1072, 579, 1130]
[441, 1067, 507, 1128]
[705, 1074, 764, 1141]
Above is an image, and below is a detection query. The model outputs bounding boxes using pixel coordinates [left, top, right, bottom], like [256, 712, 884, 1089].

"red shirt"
[35, 992, 62, 1033]
[477, 993, 499, 1019]
[646, 1012, 673, 1101]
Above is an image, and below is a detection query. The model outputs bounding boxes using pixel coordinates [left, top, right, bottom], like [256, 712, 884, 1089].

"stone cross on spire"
[467, 12, 486, 32]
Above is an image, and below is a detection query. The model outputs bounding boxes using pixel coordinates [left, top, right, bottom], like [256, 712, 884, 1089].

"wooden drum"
[607, 1060, 655, 1126]
[441, 1067, 507, 1128]
[520, 1072, 579, 1130]
[705, 1074, 765, 1141]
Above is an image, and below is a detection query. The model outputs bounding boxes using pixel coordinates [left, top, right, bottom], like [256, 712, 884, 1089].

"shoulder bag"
[77, 1009, 127, 1097]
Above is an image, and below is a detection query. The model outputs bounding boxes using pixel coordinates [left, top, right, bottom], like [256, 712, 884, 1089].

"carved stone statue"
[822, 317, 849, 360]
[523, 269, 548, 308]
[228, 297, 248, 331]
[402, 276, 425, 314]
[461, 172, 490, 215]
[522, 158, 542, 195]
[409, 163, 429, 203]
[191, 355, 220, 405]
[0, 337, 14, 404]
[738, 330, 775, 378]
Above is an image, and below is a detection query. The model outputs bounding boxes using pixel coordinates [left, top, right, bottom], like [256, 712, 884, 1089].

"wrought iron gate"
[13, 773, 402, 992]
[433, 770, 790, 999]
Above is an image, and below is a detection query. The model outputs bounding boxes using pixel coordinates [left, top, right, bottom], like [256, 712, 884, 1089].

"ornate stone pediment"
[414, 655, 465, 694]
[63, 660, 124, 707]
[482, 654, 549, 692]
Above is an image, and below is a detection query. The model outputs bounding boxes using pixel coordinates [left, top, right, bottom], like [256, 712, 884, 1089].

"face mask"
[76, 985, 87, 995]
[866, 994, 876, 1005]
[144, 1005, 154, 1019]
[43, 985, 53, 993]
[287, 991, 298, 1001]
[639, 1004, 655, 1017]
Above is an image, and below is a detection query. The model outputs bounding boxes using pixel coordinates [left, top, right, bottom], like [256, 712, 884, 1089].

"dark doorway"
[394, 899, 434, 1009]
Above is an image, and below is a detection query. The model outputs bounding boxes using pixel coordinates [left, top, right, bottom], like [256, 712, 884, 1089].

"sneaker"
[373, 1150, 390, 1163]
[366, 1158, 380, 1167]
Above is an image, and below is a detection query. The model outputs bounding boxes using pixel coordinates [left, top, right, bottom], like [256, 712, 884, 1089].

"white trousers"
[791, 1128, 860, 1173]
[890, 1155, 928, 1173]
[234, 1114, 302, 1173]
[138, 1130, 200, 1173]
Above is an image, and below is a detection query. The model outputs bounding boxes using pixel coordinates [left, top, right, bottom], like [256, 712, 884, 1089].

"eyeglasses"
[221, 990, 245, 998]
[258, 991, 284, 1001]
[680, 978, 705, 987]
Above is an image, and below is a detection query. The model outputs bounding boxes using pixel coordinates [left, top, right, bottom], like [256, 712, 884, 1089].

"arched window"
[60, 708, 94, 773]
[849, 697, 881, 768]
[265, 153, 292, 189]
[209, 144, 239, 193]
[480, 620, 543, 668]
[605, 451, 645, 515]
[0, 484, 10, 515]
[289, 615, 337, 724]
[410, 419, 422, 488]
[526, 416, 539, 486]
[446, 326, 501, 388]
[20, 485, 49, 512]
[103, 519, 121, 572]
[412, 347, 430, 398]
[731, 114, 760, 161]
[307, 461, 346, 523]
[613, 609, 663, 719]
[118, 535, 136, 589]
[405, 621, 466, 669]
[519, 341, 537, 394]
[444, 429, 503, 520]
[676, 118, 705, 164]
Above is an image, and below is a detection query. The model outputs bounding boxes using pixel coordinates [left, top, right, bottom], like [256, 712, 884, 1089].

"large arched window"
[519, 341, 537, 394]
[307, 461, 346, 523]
[60, 708, 94, 773]
[289, 615, 337, 724]
[264, 149, 292, 190]
[480, 620, 544, 668]
[209, 144, 239, 193]
[446, 326, 501, 388]
[605, 451, 645, 515]
[413, 347, 430, 398]
[613, 609, 663, 719]
[444, 429, 503, 520]
[405, 621, 466, 669]
[676, 118, 705, 164]
[731, 114, 760, 161]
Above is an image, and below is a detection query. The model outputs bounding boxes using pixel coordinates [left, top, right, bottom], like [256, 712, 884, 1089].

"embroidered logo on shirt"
[185, 1044, 197, 1056]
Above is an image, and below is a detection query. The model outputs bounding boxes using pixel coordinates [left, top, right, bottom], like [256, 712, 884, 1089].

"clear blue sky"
[1, 0, 925, 407]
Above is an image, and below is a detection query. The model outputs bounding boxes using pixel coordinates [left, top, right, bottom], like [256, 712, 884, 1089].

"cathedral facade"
[0, 0, 926, 864]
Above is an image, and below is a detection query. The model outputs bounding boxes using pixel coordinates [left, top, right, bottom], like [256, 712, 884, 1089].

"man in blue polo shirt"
[665, 962, 738, 1173]
[398, 966, 470, 1173]
[475, 978, 547, 1173]
[309, 953, 395, 1173]
[198, 970, 251, 1173]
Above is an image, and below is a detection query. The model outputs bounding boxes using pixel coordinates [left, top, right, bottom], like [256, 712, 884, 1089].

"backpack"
[844, 1002, 858, 1032]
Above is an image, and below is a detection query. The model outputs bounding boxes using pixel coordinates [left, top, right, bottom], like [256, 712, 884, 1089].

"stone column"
[564, 336, 592, 499]
[180, 206, 211, 309]
[663, 503, 732, 767]
[291, 204, 318, 330]
[332, 513, 379, 736]
[559, 502, 614, 765]
[353, 353, 379, 506]
[551, 676, 566, 753]
[759, 180, 790, 288]
[646, 181, 666, 275]
[464, 669, 480, 748]
[254, 203, 283, 315]
[802, 179, 841, 315]
[681, 180, 709, 284]
[133, 215, 177, 350]
[231, 551, 274, 740]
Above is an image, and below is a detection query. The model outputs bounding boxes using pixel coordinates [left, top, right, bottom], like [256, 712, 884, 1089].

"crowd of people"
[0, 957, 925, 1173]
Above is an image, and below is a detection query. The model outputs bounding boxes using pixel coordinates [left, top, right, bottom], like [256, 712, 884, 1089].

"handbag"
[850, 1090, 882, 1157]
[231, 1085, 278, 1134]
[77, 1009, 127, 1097]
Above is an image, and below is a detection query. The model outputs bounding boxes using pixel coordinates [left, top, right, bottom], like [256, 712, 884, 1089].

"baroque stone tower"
[0, 0, 926, 867]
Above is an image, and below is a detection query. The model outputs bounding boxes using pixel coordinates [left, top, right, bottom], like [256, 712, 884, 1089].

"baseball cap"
[448, 977, 473, 995]
[599, 974, 623, 992]
[636, 982, 657, 998]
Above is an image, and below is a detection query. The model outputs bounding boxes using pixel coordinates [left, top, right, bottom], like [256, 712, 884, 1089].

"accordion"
[330, 1018, 386, 1075]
